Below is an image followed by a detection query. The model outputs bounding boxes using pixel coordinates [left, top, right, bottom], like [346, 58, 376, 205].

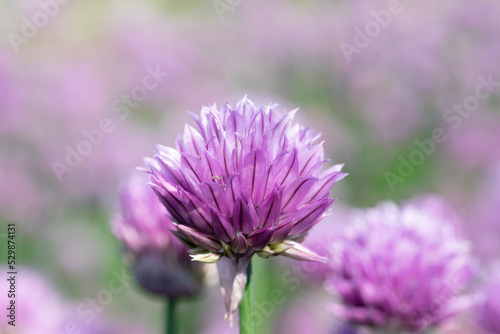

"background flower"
[328, 197, 475, 333]
[113, 172, 204, 298]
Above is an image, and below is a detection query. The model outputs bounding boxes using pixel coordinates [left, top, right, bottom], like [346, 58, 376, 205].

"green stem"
[239, 259, 255, 334]
[165, 298, 177, 334]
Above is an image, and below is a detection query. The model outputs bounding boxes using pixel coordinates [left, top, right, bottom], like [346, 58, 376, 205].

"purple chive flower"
[328, 196, 475, 333]
[146, 96, 346, 320]
[112, 173, 204, 299]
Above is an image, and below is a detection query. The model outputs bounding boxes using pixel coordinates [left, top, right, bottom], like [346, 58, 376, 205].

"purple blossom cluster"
[113, 173, 204, 298]
[328, 197, 475, 333]
[146, 97, 346, 319]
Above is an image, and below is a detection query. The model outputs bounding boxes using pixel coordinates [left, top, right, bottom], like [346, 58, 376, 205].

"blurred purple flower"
[0, 268, 68, 334]
[113, 173, 204, 299]
[328, 196, 475, 333]
[146, 96, 346, 320]
[476, 266, 500, 334]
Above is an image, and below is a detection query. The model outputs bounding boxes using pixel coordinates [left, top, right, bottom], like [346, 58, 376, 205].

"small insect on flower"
[146, 96, 346, 321]
[328, 196, 476, 333]
[112, 173, 204, 299]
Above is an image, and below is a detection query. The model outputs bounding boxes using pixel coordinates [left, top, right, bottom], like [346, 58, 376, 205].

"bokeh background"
[1, 0, 499, 333]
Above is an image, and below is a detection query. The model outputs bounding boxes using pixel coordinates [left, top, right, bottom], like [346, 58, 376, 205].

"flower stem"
[239, 258, 255, 334]
[165, 298, 177, 334]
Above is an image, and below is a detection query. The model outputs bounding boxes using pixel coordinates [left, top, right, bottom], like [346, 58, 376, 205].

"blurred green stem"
[239, 259, 255, 334]
[165, 298, 177, 334]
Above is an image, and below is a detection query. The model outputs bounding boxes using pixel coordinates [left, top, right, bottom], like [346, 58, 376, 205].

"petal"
[181, 153, 204, 183]
[212, 210, 237, 243]
[201, 150, 225, 182]
[233, 197, 256, 234]
[217, 137, 233, 178]
[170, 228, 197, 248]
[184, 192, 214, 234]
[175, 133, 184, 153]
[242, 149, 268, 204]
[190, 251, 222, 263]
[187, 111, 207, 140]
[205, 135, 218, 154]
[280, 240, 327, 263]
[275, 148, 299, 187]
[270, 110, 296, 157]
[176, 224, 221, 252]
[262, 151, 288, 198]
[226, 175, 242, 214]
[247, 109, 267, 144]
[151, 184, 192, 228]
[225, 110, 244, 158]
[258, 187, 282, 228]
[201, 182, 228, 215]
[227, 108, 245, 135]
[269, 221, 294, 244]
[247, 197, 260, 230]
[154, 157, 202, 195]
[154, 145, 181, 165]
[154, 156, 183, 185]
[209, 111, 223, 143]
[220, 103, 232, 126]
[236, 95, 256, 119]
[281, 176, 318, 211]
[248, 227, 275, 251]
[183, 123, 206, 158]
[298, 142, 324, 176]
[289, 198, 334, 235]
[308, 165, 348, 203]
[231, 232, 249, 254]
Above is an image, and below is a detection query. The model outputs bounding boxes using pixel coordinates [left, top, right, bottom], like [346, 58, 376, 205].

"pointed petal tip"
[281, 241, 329, 263]
[316, 255, 328, 264]
[190, 252, 222, 263]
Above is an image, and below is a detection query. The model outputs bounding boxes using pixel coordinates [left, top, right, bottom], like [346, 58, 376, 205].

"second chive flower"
[146, 97, 346, 320]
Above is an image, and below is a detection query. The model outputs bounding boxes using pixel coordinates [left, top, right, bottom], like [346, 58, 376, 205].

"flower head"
[146, 97, 346, 320]
[328, 196, 475, 333]
[112, 173, 204, 299]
